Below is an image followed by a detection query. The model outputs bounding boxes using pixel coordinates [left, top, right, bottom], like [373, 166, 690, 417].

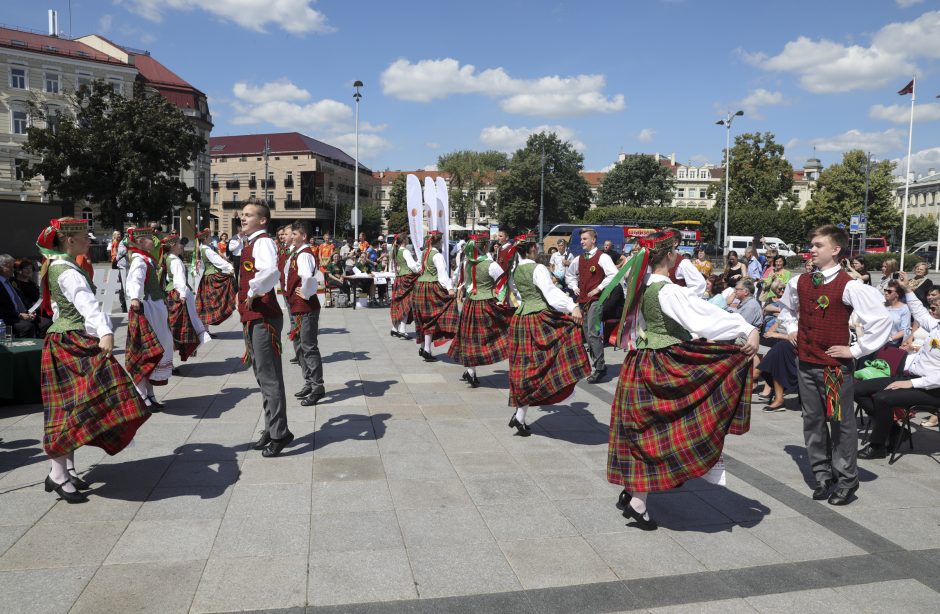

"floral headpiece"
[637, 230, 679, 251]
[36, 218, 87, 252]
[126, 227, 155, 243]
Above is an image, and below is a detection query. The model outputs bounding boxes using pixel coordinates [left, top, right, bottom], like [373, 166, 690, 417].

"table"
[345, 273, 396, 309]
[0, 338, 43, 404]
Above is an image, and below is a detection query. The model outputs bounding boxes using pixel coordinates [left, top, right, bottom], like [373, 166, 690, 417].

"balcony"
[222, 200, 241, 209]
[263, 178, 276, 188]
[248, 178, 257, 188]
[225, 179, 240, 189]
[284, 178, 294, 188]
[210, 180, 219, 189]
[283, 198, 300, 209]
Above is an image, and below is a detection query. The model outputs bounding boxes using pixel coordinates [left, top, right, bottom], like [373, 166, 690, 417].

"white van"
[725, 236, 795, 258]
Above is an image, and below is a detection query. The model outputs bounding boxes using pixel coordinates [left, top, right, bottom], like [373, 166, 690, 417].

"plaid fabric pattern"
[288, 313, 302, 341]
[196, 272, 237, 325]
[390, 272, 419, 324]
[42, 331, 150, 457]
[448, 298, 513, 366]
[125, 309, 165, 386]
[508, 310, 591, 407]
[607, 340, 752, 492]
[166, 289, 199, 362]
[412, 281, 459, 346]
[241, 320, 282, 366]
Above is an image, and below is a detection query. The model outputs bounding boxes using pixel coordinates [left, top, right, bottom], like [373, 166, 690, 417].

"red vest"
[496, 242, 514, 272]
[278, 246, 290, 290]
[286, 246, 320, 314]
[238, 233, 283, 323]
[797, 270, 853, 367]
[577, 249, 605, 305]
[669, 260, 686, 287]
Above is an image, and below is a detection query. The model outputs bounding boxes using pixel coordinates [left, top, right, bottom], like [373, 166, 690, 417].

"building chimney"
[669, 153, 676, 165]
[654, 153, 660, 162]
[48, 10, 58, 37]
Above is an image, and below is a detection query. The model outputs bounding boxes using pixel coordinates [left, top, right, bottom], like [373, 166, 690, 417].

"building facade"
[895, 168, 940, 222]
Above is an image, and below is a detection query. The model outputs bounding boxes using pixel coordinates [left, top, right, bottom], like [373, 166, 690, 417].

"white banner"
[435, 176, 449, 272]
[406, 174, 424, 261]
[423, 176, 437, 233]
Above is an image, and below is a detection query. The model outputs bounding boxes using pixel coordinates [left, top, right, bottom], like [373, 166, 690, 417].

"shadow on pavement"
[323, 350, 370, 363]
[319, 327, 349, 335]
[532, 402, 608, 446]
[321, 379, 395, 404]
[161, 386, 255, 420]
[0, 438, 45, 473]
[284, 412, 391, 457]
[209, 330, 246, 341]
[784, 444, 879, 488]
[181, 355, 245, 377]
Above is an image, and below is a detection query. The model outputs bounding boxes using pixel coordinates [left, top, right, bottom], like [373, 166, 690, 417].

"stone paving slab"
[1, 303, 940, 612]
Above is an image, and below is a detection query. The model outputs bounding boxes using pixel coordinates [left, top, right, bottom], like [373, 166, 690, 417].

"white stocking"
[514, 405, 529, 424]
[423, 335, 432, 353]
[467, 367, 476, 378]
[629, 491, 650, 519]
[398, 321, 407, 334]
[48, 455, 77, 493]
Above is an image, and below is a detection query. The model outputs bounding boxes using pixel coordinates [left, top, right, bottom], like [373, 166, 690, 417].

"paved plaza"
[2, 304, 940, 613]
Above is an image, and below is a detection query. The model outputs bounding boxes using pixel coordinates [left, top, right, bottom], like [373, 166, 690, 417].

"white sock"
[49, 456, 76, 493]
[398, 322, 406, 334]
[514, 406, 528, 424]
[66, 451, 75, 473]
[424, 335, 432, 353]
[467, 367, 476, 378]
[629, 491, 650, 519]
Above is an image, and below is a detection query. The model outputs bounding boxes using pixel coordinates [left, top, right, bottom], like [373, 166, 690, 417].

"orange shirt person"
[317, 233, 335, 272]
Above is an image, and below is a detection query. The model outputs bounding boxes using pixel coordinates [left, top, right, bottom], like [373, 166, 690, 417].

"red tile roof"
[0, 26, 126, 66]
[373, 170, 451, 186]
[210, 132, 369, 171]
[581, 172, 605, 187]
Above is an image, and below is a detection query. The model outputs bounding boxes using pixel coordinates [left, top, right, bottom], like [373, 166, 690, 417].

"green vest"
[46, 260, 94, 334]
[513, 262, 549, 316]
[467, 258, 496, 301]
[164, 255, 189, 294]
[636, 281, 692, 350]
[394, 247, 412, 275]
[417, 248, 440, 283]
[200, 246, 220, 276]
[132, 254, 166, 301]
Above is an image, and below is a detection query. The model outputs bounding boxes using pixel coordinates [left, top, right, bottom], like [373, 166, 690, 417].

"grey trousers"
[292, 312, 324, 393]
[249, 317, 289, 439]
[797, 363, 858, 490]
[581, 301, 606, 372]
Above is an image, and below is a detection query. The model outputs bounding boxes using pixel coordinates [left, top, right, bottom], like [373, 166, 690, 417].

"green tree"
[709, 131, 796, 211]
[438, 149, 509, 224]
[596, 155, 675, 207]
[384, 174, 409, 233]
[902, 214, 938, 245]
[494, 132, 592, 233]
[20, 80, 206, 229]
[801, 150, 899, 239]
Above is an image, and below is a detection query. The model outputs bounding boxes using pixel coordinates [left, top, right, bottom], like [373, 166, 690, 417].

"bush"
[858, 252, 922, 271]
[785, 255, 806, 270]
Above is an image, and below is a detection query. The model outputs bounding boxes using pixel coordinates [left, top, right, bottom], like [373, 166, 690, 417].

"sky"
[7, 0, 940, 176]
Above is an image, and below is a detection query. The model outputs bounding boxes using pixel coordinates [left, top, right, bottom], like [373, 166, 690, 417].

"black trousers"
[854, 376, 940, 445]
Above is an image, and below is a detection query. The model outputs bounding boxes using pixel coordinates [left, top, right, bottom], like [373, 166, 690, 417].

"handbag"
[853, 359, 891, 381]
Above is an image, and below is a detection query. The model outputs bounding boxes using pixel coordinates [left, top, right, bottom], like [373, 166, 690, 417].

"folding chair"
[889, 403, 940, 465]
[857, 346, 907, 439]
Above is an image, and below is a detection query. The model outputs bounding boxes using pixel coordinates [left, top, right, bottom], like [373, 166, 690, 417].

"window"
[45, 72, 60, 94]
[699, 188, 707, 198]
[676, 188, 684, 198]
[107, 76, 123, 95]
[478, 191, 486, 201]
[292, 156, 298, 160]
[14, 160, 26, 181]
[213, 191, 219, 204]
[677, 170, 685, 179]
[274, 156, 280, 160]
[219, 157, 226, 163]
[81, 207, 94, 230]
[12, 109, 28, 134]
[239, 156, 247, 162]
[249, 172, 256, 181]
[249, 192, 256, 199]
[286, 190, 293, 202]
[286, 171, 293, 180]
[76, 72, 92, 89]
[232, 192, 239, 202]
[10, 66, 27, 89]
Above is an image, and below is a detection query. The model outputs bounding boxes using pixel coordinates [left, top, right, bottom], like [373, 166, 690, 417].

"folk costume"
[565, 241, 618, 380]
[448, 233, 513, 386]
[284, 243, 324, 406]
[777, 263, 891, 503]
[389, 235, 421, 339]
[239, 229, 293, 457]
[607, 231, 757, 530]
[38, 219, 150, 503]
[163, 235, 211, 362]
[412, 232, 458, 361]
[669, 257, 707, 298]
[507, 238, 591, 435]
[194, 229, 237, 328]
[125, 227, 174, 406]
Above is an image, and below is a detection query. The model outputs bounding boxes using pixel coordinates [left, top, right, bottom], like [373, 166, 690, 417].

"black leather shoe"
[812, 480, 832, 501]
[300, 391, 325, 406]
[294, 385, 312, 398]
[468, 375, 480, 388]
[251, 431, 272, 450]
[262, 431, 295, 457]
[422, 350, 438, 362]
[622, 505, 657, 530]
[460, 371, 470, 382]
[45, 475, 88, 504]
[858, 444, 887, 460]
[616, 488, 631, 510]
[508, 415, 532, 437]
[828, 484, 858, 506]
[289, 356, 299, 365]
[586, 371, 601, 383]
[67, 470, 91, 491]
[147, 396, 165, 410]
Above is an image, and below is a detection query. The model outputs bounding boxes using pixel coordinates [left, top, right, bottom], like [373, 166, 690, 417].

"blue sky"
[8, 0, 940, 175]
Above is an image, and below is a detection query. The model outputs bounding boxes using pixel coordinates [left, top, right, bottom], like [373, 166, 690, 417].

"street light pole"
[539, 145, 545, 250]
[353, 81, 362, 244]
[716, 110, 743, 259]
[861, 152, 871, 255]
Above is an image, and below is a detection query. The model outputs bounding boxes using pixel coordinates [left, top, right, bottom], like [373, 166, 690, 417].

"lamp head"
[734, 109, 744, 117]
[353, 80, 363, 101]
[716, 120, 726, 126]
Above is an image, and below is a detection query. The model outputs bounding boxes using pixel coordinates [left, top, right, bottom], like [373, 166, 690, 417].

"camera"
[891, 272, 900, 280]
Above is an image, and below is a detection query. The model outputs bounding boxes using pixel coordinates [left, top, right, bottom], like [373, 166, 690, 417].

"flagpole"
[899, 76, 915, 271]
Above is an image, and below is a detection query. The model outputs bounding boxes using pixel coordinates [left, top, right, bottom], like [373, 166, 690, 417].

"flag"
[898, 79, 914, 96]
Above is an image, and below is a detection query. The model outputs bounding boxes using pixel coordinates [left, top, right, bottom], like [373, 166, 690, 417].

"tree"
[901, 214, 937, 245]
[801, 150, 899, 239]
[20, 80, 206, 229]
[438, 149, 509, 224]
[493, 132, 592, 233]
[709, 132, 796, 211]
[384, 174, 409, 234]
[596, 155, 675, 207]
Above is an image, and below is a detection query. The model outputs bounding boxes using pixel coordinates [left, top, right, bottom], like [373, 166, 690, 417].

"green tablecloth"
[0, 338, 43, 404]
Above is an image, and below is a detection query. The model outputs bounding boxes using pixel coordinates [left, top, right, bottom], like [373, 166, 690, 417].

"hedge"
[858, 252, 923, 271]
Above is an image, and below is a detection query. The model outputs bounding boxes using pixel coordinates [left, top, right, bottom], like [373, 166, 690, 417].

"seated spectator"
[693, 248, 713, 278]
[910, 261, 934, 305]
[883, 280, 911, 348]
[761, 285, 787, 343]
[13, 258, 51, 336]
[705, 274, 733, 308]
[0, 254, 38, 338]
[756, 321, 797, 412]
[325, 253, 352, 307]
[877, 258, 898, 292]
[848, 257, 871, 285]
[761, 255, 791, 302]
[727, 278, 763, 329]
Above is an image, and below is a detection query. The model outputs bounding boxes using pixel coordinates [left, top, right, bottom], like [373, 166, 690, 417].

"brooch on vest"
[243, 261, 254, 272]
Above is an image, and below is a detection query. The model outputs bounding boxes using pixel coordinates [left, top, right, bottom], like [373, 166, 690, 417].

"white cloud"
[117, 0, 333, 34]
[811, 128, 905, 154]
[233, 79, 311, 104]
[900, 147, 940, 174]
[422, 164, 439, 171]
[873, 10, 940, 59]
[637, 128, 655, 142]
[479, 125, 586, 153]
[869, 102, 940, 123]
[735, 88, 788, 117]
[98, 14, 113, 33]
[896, 0, 924, 7]
[425, 142, 440, 150]
[380, 58, 624, 117]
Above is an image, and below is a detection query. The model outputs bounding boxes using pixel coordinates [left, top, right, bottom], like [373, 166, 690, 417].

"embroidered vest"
[200, 246, 220, 276]
[467, 259, 496, 301]
[513, 262, 549, 316]
[637, 281, 692, 350]
[394, 247, 416, 277]
[237, 233, 283, 323]
[164, 255, 189, 295]
[46, 261, 92, 334]
[496, 243, 515, 272]
[797, 270, 853, 366]
[577, 249, 605, 305]
[132, 254, 165, 301]
[286, 247, 320, 314]
[418, 248, 440, 283]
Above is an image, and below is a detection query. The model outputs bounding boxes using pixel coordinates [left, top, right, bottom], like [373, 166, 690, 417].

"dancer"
[238, 199, 293, 457]
[163, 234, 211, 363]
[389, 232, 421, 339]
[607, 229, 760, 530]
[412, 231, 458, 362]
[125, 227, 173, 409]
[194, 228, 237, 334]
[776, 225, 890, 505]
[284, 220, 325, 407]
[449, 232, 513, 386]
[37, 218, 151, 503]
[507, 236, 589, 435]
[669, 253, 707, 298]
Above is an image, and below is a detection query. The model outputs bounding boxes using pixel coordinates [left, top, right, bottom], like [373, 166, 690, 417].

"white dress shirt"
[50, 260, 112, 338]
[432, 252, 452, 291]
[125, 253, 154, 302]
[167, 255, 191, 299]
[641, 273, 755, 342]
[511, 258, 576, 313]
[228, 236, 244, 257]
[290, 247, 319, 300]
[903, 292, 940, 389]
[565, 248, 617, 295]
[202, 244, 234, 274]
[777, 264, 892, 359]
[675, 258, 707, 298]
[398, 248, 421, 274]
[246, 230, 279, 299]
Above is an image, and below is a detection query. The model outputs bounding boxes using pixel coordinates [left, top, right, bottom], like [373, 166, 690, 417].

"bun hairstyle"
[640, 228, 680, 268]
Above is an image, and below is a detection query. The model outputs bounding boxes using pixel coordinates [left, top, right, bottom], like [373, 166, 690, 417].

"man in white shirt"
[284, 221, 324, 407]
[549, 239, 571, 286]
[671, 254, 707, 298]
[228, 232, 245, 282]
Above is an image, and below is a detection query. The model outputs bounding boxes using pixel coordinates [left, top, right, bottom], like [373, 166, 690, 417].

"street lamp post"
[861, 152, 871, 256]
[539, 145, 545, 250]
[353, 80, 362, 243]
[716, 110, 743, 259]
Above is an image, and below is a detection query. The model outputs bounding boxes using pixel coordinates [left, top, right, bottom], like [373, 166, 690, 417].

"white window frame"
[677, 170, 685, 179]
[106, 75, 124, 95]
[9, 65, 27, 90]
[11, 107, 29, 135]
[76, 71, 93, 89]
[45, 70, 60, 94]
[81, 207, 94, 230]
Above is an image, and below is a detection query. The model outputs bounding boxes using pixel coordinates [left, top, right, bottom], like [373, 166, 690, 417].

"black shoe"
[147, 396, 164, 410]
[858, 444, 887, 460]
[262, 431, 295, 457]
[172, 367, 181, 376]
[468, 375, 480, 388]
[828, 484, 858, 506]
[251, 431, 272, 451]
[301, 390, 325, 406]
[421, 349, 437, 362]
[294, 385, 312, 398]
[622, 505, 657, 531]
[587, 371, 602, 383]
[460, 371, 470, 382]
[67, 469, 91, 491]
[289, 356, 299, 365]
[616, 488, 631, 511]
[45, 475, 88, 504]
[812, 479, 833, 501]
[208, 332, 217, 339]
[508, 415, 532, 437]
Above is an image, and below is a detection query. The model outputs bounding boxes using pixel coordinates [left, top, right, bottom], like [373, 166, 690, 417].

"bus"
[564, 220, 704, 256]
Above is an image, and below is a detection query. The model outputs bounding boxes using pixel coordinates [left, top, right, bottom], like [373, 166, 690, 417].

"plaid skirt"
[508, 310, 591, 407]
[607, 341, 752, 492]
[42, 332, 150, 457]
[166, 289, 199, 362]
[126, 308, 166, 386]
[196, 273, 237, 325]
[448, 298, 513, 366]
[412, 282, 459, 346]
[390, 273, 419, 324]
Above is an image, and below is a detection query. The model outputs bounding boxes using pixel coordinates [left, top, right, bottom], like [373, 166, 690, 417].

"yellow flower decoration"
[589, 265, 597, 273]
[930, 338, 940, 351]
[243, 261, 254, 272]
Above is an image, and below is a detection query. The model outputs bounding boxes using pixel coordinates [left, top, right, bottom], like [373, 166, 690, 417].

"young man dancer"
[565, 228, 617, 382]
[284, 221, 325, 407]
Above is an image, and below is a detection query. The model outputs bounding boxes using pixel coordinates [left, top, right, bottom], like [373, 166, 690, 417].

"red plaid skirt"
[42, 332, 150, 457]
[390, 273, 419, 324]
[412, 282, 459, 346]
[126, 309, 165, 386]
[196, 273, 237, 325]
[607, 341, 752, 492]
[508, 310, 591, 407]
[448, 298, 513, 366]
[166, 289, 199, 362]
